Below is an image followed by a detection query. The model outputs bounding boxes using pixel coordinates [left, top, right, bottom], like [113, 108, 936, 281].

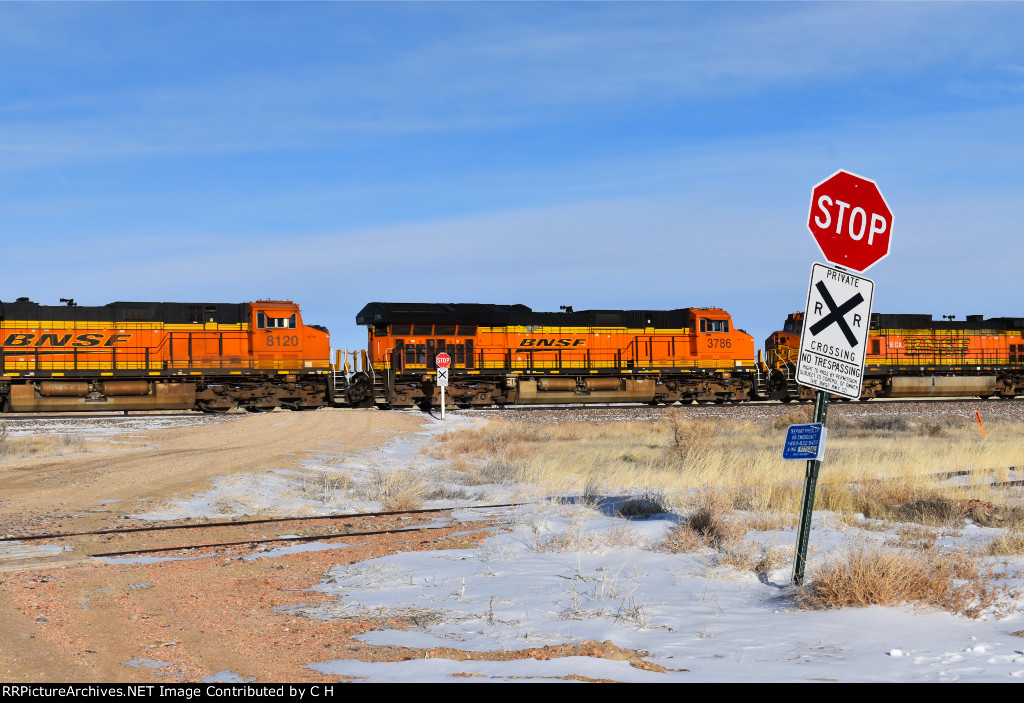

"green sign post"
[791, 389, 829, 586]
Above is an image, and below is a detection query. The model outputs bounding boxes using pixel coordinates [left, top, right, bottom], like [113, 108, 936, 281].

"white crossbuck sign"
[436, 367, 449, 387]
[795, 263, 875, 399]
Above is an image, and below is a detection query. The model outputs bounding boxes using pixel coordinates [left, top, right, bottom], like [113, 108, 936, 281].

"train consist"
[0, 298, 330, 413]
[4, 296, 1024, 412]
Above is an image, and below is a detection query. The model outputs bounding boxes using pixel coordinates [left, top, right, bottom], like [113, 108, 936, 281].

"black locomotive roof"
[872, 313, 1024, 332]
[356, 302, 702, 329]
[0, 299, 249, 325]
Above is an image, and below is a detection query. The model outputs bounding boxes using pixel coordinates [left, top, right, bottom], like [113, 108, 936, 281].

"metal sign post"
[792, 390, 829, 586]
[435, 353, 451, 420]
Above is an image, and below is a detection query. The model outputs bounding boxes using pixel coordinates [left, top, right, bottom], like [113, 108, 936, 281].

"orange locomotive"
[354, 302, 759, 407]
[0, 298, 330, 412]
[765, 311, 1024, 401]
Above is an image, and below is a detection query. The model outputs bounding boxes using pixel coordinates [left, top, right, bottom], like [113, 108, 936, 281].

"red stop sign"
[435, 352, 451, 368]
[808, 170, 892, 272]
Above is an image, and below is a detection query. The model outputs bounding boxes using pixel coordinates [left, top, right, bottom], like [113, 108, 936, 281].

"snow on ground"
[0, 413, 231, 439]
[102, 413, 1024, 681]
[294, 500, 1024, 682]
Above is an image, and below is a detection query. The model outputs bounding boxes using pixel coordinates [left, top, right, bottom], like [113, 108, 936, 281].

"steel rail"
[0, 502, 525, 543]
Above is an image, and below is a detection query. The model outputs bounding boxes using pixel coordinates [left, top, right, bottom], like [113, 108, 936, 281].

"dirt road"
[0, 408, 426, 538]
[0, 408, 507, 682]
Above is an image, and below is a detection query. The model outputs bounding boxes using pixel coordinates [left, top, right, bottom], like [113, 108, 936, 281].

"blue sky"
[2, 2, 1023, 353]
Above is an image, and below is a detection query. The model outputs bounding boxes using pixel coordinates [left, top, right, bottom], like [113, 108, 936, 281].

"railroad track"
[444, 397, 1024, 412]
[0, 412, 211, 422]
[0, 503, 521, 563]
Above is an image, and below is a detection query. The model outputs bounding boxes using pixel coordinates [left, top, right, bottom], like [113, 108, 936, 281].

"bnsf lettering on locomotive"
[1, 333, 134, 348]
[73, 334, 103, 347]
[3, 334, 33, 347]
[38, 333, 74, 347]
[517, 338, 586, 348]
[104, 334, 132, 347]
[905, 337, 969, 356]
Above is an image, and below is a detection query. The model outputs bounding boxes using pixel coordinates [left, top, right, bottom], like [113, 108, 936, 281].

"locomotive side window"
[435, 324, 456, 335]
[458, 325, 477, 336]
[391, 324, 412, 336]
[412, 324, 432, 335]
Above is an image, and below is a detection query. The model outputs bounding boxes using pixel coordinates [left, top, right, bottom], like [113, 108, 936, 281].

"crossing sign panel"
[795, 262, 874, 399]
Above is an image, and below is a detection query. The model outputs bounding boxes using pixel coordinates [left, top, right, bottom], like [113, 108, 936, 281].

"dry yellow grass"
[0, 423, 105, 460]
[987, 531, 1024, 556]
[796, 543, 1018, 618]
[361, 468, 426, 512]
[427, 411, 1024, 525]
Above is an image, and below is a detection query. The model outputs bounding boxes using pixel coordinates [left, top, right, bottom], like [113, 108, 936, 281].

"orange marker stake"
[976, 410, 986, 438]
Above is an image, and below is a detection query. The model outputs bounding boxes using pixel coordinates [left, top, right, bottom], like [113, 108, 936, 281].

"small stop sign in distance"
[808, 170, 892, 272]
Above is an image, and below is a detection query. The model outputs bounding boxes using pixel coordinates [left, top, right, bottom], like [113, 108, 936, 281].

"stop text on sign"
[812, 196, 888, 246]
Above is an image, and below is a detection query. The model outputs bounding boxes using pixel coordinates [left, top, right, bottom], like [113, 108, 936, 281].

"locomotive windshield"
[257, 312, 296, 329]
[700, 319, 729, 333]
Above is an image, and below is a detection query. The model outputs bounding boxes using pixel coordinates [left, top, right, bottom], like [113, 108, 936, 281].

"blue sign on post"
[783, 423, 827, 461]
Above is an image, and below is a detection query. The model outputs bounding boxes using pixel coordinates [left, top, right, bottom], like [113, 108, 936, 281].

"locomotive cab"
[689, 308, 755, 364]
[249, 301, 330, 367]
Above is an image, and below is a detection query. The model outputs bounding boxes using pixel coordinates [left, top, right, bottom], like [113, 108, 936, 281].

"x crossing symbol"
[809, 281, 864, 347]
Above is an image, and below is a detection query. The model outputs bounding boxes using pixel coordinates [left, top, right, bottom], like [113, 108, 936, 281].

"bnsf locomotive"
[0, 298, 330, 413]
[352, 302, 762, 408]
[764, 311, 1024, 401]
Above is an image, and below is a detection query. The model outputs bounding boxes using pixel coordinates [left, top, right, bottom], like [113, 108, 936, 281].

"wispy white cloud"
[1, 2, 1021, 167]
